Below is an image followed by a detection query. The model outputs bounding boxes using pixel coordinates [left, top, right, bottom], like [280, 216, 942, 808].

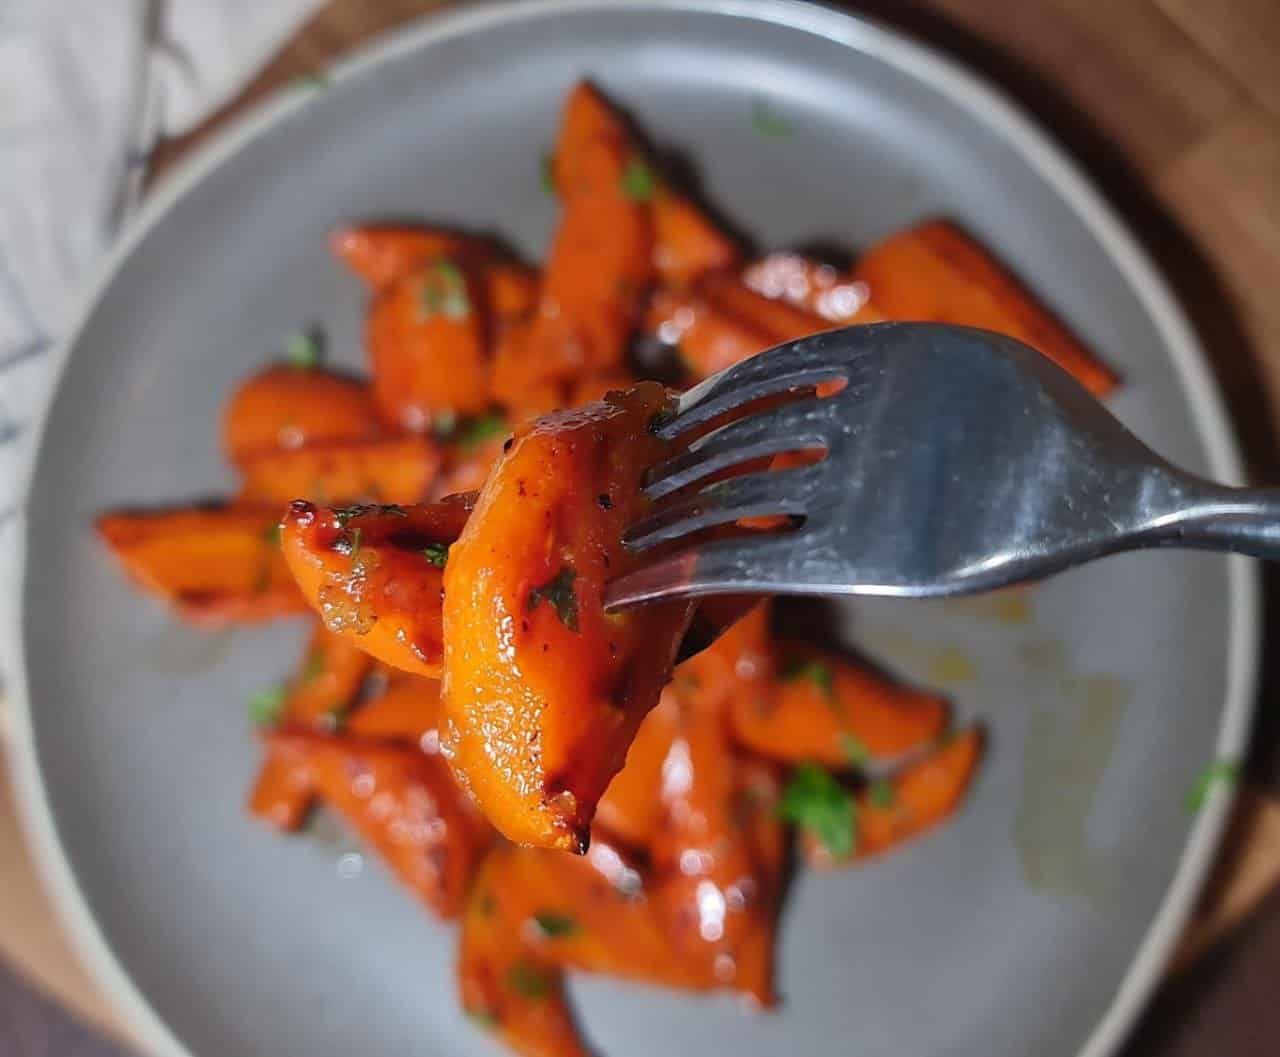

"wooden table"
[5, 2, 1280, 1055]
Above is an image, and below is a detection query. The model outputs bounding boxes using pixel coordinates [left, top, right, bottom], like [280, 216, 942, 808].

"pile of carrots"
[98, 81, 1116, 1057]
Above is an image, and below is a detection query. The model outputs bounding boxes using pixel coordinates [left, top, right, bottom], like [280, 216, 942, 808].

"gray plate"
[7, 3, 1258, 1057]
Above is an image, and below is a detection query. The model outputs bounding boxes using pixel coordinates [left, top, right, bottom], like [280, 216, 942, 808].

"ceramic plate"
[9, 3, 1257, 1057]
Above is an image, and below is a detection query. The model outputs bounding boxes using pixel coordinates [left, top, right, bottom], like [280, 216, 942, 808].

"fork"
[605, 322, 1278, 609]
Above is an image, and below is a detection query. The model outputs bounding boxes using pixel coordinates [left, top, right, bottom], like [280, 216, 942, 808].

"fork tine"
[607, 533, 801, 608]
[645, 396, 833, 499]
[660, 362, 846, 440]
[624, 465, 815, 551]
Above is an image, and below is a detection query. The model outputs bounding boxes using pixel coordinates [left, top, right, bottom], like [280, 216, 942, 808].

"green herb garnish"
[456, 412, 508, 451]
[528, 566, 579, 632]
[301, 651, 325, 683]
[466, 1007, 499, 1028]
[506, 960, 552, 999]
[263, 522, 283, 546]
[297, 71, 330, 90]
[840, 732, 870, 767]
[781, 657, 835, 700]
[331, 503, 406, 527]
[868, 778, 895, 809]
[248, 686, 287, 728]
[1185, 759, 1240, 813]
[285, 332, 322, 369]
[750, 98, 792, 138]
[620, 158, 656, 201]
[541, 153, 557, 195]
[420, 257, 471, 319]
[422, 542, 450, 568]
[778, 762, 856, 860]
[531, 911, 578, 938]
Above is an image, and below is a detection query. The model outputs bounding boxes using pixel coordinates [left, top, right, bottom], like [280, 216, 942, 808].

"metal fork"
[605, 322, 1279, 609]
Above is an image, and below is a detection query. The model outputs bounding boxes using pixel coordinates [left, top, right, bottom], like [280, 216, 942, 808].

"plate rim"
[5, 2, 1259, 1056]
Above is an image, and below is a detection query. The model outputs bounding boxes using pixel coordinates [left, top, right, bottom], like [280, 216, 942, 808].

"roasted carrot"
[803, 728, 984, 868]
[742, 252, 884, 324]
[730, 641, 948, 766]
[248, 624, 374, 828]
[853, 219, 1118, 395]
[594, 688, 680, 849]
[366, 259, 490, 431]
[645, 286, 774, 378]
[221, 366, 383, 468]
[346, 668, 442, 749]
[492, 83, 652, 406]
[280, 497, 473, 677]
[700, 272, 834, 344]
[442, 382, 695, 852]
[237, 436, 441, 506]
[96, 506, 304, 624]
[460, 850, 591, 1057]
[652, 191, 740, 286]
[269, 731, 490, 917]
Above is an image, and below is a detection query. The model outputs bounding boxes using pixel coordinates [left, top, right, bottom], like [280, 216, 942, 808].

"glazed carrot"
[652, 191, 740, 286]
[248, 624, 374, 829]
[594, 689, 680, 849]
[330, 227, 471, 289]
[270, 731, 490, 917]
[221, 366, 383, 468]
[730, 641, 948, 766]
[237, 436, 441, 506]
[650, 694, 783, 1006]
[674, 601, 775, 715]
[700, 272, 834, 344]
[346, 668, 442, 749]
[742, 252, 884, 324]
[853, 219, 1118, 395]
[279, 497, 473, 677]
[332, 226, 538, 323]
[366, 259, 490, 431]
[803, 729, 984, 868]
[96, 506, 304, 624]
[442, 382, 695, 852]
[459, 851, 592, 1057]
[430, 436, 507, 500]
[492, 83, 652, 406]
[645, 286, 775, 378]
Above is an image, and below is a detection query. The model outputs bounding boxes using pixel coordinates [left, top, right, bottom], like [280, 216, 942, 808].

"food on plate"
[96, 77, 1123, 1057]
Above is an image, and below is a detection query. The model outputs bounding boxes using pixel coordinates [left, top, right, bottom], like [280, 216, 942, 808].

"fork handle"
[1151, 486, 1280, 561]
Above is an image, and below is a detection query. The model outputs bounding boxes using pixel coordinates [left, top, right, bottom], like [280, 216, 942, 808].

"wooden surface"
[5, 1, 1280, 1054]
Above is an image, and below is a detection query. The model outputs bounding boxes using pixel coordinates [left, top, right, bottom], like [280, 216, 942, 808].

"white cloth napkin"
[0, 0, 322, 727]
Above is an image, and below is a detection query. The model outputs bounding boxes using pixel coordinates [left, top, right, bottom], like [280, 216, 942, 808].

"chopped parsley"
[301, 651, 325, 683]
[778, 762, 856, 860]
[840, 732, 870, 767]
[868, 778, 895, 810]
[420, 258, 471, 319]
[620, 158, 656, 201]
[285, 332, 322, 369]
[647, 406, 676, 434]
[263, 522, 283, 546]
[422, 542, 450, 568]
[331, 503, 406, 527]
[248, 686, 286, 728]
[541, 152, 557, 195]
[750, 98, 793, 138]
[345, 527, 362, 558]
[466, 1007, 499, 1028]
[531, 911, 578, 938]
[1185, 759, 1241, 813]
[505, 960, 552, 999]
[456, 412, 508, 451]
[528, 566, 579, 632]
[297, 71, 330, 90]
[781, 657, 835, 700]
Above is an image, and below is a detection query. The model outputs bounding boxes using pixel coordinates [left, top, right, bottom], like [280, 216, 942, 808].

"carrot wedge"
[279, 496, 474, 677]
[492, 83, 652, 406]
[742, 252, 884, 324]
[442, 382, 694, 852]
[270, 731, 490, 917]
[854, 219, 1119, 395]
[367, 260, 490, 431]
[346, 669, 442, 748]
[730, 642, 948, 766]
[594, 689, 680, 849]
[804, 729, 984, 868]
[237, 436, 442, 506]
[222, 366, 383, 468]
[459, 850, 593, 1057]
[248, 625, 374, 829]
[97, 506, 304, 624]
[652, 191, 741, 286]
